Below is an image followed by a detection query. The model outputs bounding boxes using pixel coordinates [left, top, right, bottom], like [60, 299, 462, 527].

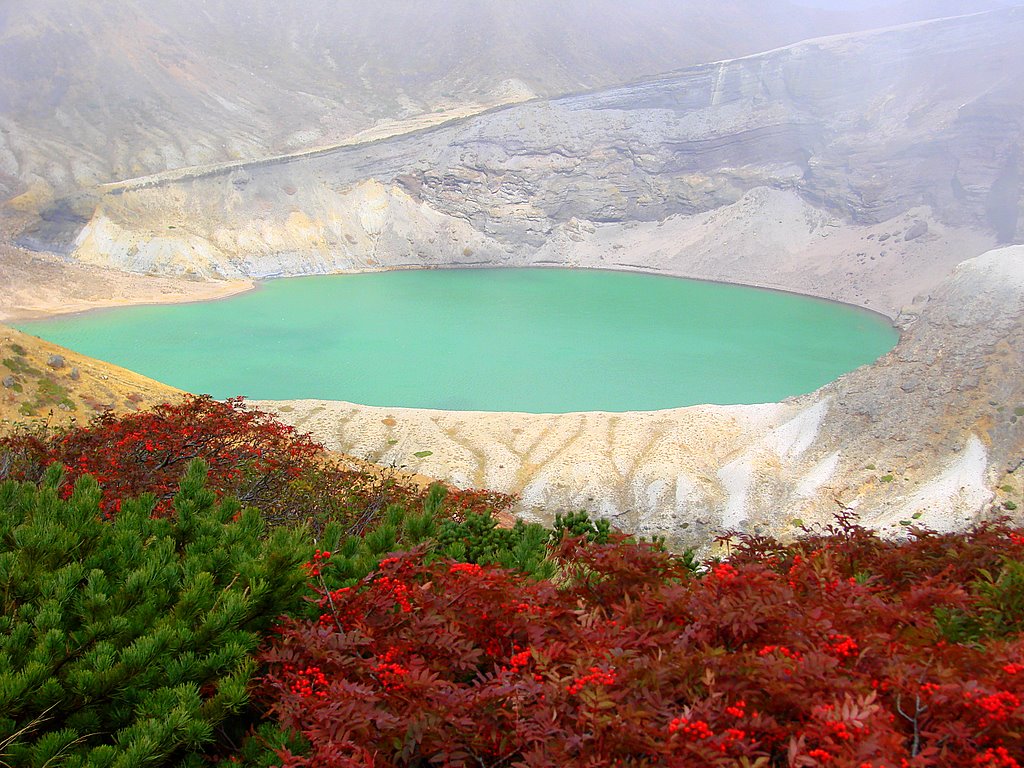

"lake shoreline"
[15, 267, 898, 413]
[9, 261, 900, 326]
[0, 277, 257, 323]
[0, 240, 258, 324]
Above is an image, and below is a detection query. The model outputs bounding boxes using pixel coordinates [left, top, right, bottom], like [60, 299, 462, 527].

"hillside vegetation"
[0, 324, 181, 428]
[1, 398, 1023, 766]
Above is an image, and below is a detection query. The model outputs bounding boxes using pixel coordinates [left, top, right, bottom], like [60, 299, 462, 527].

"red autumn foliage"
[260, 524, 1024, 767]
[0, 395, 512, 525]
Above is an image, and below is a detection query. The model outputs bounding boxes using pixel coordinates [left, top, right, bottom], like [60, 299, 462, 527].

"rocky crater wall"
[13, 10, 1024, 540]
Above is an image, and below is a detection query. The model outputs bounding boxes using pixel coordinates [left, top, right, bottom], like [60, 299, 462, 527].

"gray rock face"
[803, 247, 1024, 533]
[407, 8, 1024, 241]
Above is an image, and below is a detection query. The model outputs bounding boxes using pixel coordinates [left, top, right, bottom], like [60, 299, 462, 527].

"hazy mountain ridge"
[0, 0, 1013, 204]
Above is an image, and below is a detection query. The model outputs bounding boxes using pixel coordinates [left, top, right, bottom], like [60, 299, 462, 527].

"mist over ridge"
[59, 6, 1024, 297]
[0, 0, 1016, 203]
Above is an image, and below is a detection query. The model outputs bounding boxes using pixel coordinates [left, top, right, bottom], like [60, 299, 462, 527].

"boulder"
[904, 221, 928, 241]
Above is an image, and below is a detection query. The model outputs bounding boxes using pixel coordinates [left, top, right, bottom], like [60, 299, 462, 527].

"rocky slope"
[256, 245, 1024, 548]
[57, 8, 1023, 318]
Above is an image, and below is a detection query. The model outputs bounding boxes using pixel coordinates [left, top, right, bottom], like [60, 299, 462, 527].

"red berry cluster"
[974, 746, 1022, 768]
[303, 549, 330, 578]
[724, 699, 746, 718]
[285, 664, 328, 699]
[826, 633, 859, 659]
[667, 717, 713, 739]
[373, 650, 411, 692]
[375, 575, 412, 613]
[565, 666, 616, 695]
[449, 562, 484, 576]
[970, 690, 1022, 725]
[509, 649, 532, 670]
[758, 644, 805, 661]
[708, 561, 738, 583]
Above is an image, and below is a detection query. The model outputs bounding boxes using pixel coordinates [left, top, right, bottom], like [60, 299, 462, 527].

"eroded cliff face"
[404, 9, 1024, 239]
[64, 7, 1023, 316]
[815, 249, 1024, 522]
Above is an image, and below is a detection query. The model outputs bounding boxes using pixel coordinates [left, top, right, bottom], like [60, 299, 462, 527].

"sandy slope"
[0, 242, 253, 323]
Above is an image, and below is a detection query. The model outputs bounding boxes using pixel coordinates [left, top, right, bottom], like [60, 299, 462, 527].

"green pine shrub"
[550, 509, 612, 544]
[0, 459, 308, 767]
[299, 483, 561, 614]
[436, 508, 556, 578]
[308, 484, 580, 594]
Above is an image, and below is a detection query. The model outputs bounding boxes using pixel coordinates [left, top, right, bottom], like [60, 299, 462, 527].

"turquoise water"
[16, 269, 897, 413]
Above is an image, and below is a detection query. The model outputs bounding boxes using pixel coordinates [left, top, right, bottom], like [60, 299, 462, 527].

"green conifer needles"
[0, 460, 307, 767]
